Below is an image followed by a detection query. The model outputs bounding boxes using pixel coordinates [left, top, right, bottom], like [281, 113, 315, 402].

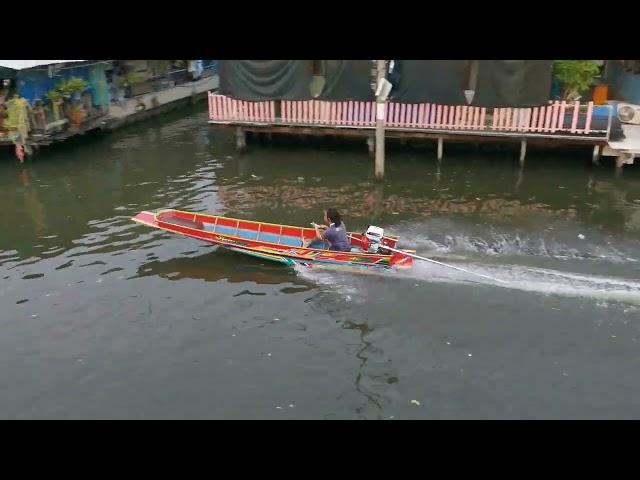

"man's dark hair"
[326, 208, 342, 227]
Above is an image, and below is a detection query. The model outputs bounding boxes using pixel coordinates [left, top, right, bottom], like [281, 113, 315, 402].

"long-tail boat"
[132, 209, 413, 270]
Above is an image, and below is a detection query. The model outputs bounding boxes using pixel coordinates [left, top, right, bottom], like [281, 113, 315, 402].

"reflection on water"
[135, 250, 310, 290]
[342, 320, 387, 420]
[213, 147, 640, 235]
[217, 183, 579, 223]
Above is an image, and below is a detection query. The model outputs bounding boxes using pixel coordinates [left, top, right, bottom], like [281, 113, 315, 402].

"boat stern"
[389, 251, 413, 269]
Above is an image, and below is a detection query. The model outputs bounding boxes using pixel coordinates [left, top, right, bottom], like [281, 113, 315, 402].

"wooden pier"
[207, 93, 613, 174]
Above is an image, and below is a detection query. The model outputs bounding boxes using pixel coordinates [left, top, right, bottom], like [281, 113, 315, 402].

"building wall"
[16, 70, 59, 103]
[607, 61, 640, 105]
[108, 75, 218, 119]
[16, 64, 99, 104]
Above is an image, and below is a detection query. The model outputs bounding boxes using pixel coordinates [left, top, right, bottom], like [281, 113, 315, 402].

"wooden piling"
[374, 60, 386, 180]
[367, 133, 375, 157]
[235, 127, 246, 150]
[592, 145, 601, 165]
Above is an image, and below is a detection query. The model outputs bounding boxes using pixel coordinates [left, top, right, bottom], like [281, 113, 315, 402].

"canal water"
[2, 106, 640, 419]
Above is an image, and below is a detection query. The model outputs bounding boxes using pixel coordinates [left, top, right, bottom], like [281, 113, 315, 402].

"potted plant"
[123, 71, 150, 97]
[552, 60, 601, 101]
[60, 77, 89, 101]
[67, 101, 87, 128]
[46, 89, 64, 121]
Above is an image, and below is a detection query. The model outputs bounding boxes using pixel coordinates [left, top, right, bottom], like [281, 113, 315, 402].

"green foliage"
[124, 71, 145, 85]
[553, 60, 600, 100]
[149, 60, 170, 76]
[46, 77, 88, 103]
[61, 77, 89, 94]
[46, 89, 62, 102]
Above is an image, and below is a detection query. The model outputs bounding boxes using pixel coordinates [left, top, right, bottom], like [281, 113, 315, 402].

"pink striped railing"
[209, 93, 277, 123]
[208, 93, 605, 136]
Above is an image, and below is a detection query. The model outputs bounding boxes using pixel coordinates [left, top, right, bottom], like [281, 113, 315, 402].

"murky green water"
[2, 105, 640, 419]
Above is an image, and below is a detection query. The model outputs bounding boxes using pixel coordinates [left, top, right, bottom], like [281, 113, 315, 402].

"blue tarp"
[16, 70, 58, 103]
[16, 64, 95, 104]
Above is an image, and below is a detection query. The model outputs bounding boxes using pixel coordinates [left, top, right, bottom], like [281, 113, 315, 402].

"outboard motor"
[364, 225, 385, 253]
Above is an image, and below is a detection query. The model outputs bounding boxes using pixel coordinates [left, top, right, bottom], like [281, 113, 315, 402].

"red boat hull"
[132, 209, 413, 269]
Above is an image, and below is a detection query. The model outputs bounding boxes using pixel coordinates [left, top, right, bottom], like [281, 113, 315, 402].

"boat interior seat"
[202, 222, 366, 253]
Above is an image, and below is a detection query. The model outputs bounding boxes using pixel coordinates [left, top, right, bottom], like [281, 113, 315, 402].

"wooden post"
[235, 127, 246, 150]
[375, 59, 386, 180]
[592, 144, 601, 165]
[437, 137, 443, 161]
[515, 164, 524, 191]
[372, 183, 384, 220]
[519, 139, 527, 166]
[615, 156, 624, 178]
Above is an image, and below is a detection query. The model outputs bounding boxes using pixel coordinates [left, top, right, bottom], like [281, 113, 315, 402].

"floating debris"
[410, 400, 421, 406]
[468, 353, 473, 357]
[289, 404, 294, 408]
[276, 406, 283, 410]
[578, 234, 585, 240]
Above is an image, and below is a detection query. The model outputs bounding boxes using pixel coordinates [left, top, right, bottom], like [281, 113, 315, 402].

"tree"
[553, 60, 600, 101]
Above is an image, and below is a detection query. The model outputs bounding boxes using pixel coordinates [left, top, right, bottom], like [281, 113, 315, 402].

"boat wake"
[392, 223, 640, 264]
[400, 261, 640, 306]
[294, 248, 640, 307]
[296, 261, 640, 306]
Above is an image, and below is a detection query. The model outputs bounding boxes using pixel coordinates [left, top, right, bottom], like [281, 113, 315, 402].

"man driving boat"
[303, 208, 351, 252]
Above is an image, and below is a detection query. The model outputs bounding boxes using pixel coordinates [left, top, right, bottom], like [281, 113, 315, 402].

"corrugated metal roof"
[0, 60, 87, 70]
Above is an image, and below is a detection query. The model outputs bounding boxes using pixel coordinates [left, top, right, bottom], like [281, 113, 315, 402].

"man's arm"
[311, 222, 327, 240]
